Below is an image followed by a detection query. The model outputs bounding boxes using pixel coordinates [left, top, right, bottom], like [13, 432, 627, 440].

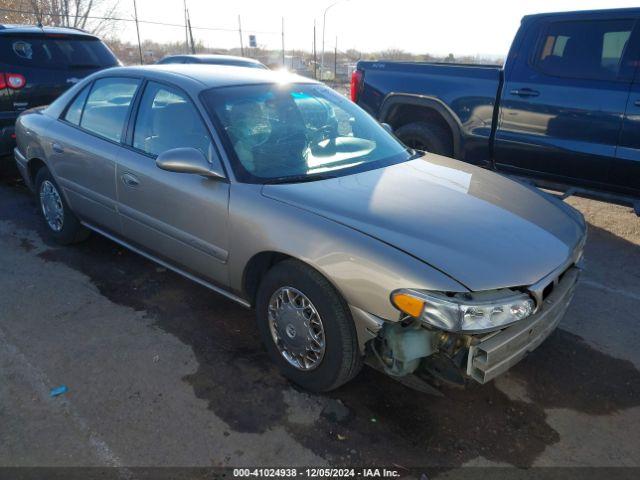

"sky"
[119, 0, 639, 57]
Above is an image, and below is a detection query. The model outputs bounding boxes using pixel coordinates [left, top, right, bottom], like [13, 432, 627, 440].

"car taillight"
[0, 73, 27, 90]
[350, 69, 363, 102]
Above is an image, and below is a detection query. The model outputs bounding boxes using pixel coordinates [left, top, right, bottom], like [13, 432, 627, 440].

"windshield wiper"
[407, 148, 424, 160]
[263, 173, 337, 185]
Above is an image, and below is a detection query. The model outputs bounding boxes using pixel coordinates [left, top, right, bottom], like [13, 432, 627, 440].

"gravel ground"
[565, 195, 640, 243]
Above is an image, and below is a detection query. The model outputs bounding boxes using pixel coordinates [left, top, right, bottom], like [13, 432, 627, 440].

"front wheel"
[256, 259, 362, 392]
[35, 167, 90, 245]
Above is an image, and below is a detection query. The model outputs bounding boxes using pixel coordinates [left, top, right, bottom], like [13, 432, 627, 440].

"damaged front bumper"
[466, 266, 580, 383]
[367, 265, 581, 389]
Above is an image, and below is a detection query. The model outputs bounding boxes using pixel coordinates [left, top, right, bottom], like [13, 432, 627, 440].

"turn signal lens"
[391, 292, 425, 317]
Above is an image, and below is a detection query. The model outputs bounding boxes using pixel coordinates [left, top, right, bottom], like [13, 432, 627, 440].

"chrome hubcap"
[268, 286, 325, 371]
[39, 180, 64, 232]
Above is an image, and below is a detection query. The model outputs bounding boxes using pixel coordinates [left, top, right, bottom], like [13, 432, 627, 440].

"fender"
[18, 113, 78, 213]
[378, 93, 464, 159]
[25, 155, 75, 209]
[14, 113, 48, 191]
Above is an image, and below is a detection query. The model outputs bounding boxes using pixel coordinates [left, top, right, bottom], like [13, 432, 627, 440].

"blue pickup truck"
[352, 8, 640, 204]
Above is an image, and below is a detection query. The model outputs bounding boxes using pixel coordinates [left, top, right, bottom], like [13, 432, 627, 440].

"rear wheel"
[35, 167, 89, 245]
[395, 121, 453, 157]
[256, 259, 362, 392]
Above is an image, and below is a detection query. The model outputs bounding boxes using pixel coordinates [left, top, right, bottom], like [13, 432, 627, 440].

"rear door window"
[63, 85, 91, 125]
[535, 19, 635, 81]
[133, 81, 213, 158]
[80, 78, 140, 142]
[0, 35, 118, 70]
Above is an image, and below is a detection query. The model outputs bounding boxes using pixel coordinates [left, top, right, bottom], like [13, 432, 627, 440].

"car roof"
[163, 54, 264, 64]
[0, 23, 98, 38]
[97, 64, 318, 90]
[45, 64, 320, 126]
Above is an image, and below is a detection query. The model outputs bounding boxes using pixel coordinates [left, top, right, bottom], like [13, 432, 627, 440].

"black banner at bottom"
[0, 467, 639, 480]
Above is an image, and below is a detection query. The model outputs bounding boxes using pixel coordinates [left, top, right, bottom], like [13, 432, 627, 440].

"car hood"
[261, 154, 586, 291]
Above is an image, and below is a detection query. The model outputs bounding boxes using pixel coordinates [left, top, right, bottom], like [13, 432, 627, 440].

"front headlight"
[391, 289, 535, 333]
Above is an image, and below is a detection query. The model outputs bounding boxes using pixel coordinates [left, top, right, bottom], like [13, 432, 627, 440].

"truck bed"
[357, 61, 503, 164]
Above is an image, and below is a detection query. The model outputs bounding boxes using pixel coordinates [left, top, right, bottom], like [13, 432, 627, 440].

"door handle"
[121, 172, 140, 187]
[51, 142, 64, 154]
[510, 88, 540, 98]
[634, 99, 640, 107]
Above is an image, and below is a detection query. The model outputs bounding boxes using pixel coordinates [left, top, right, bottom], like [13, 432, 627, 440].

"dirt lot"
[1, 169, 639, 475]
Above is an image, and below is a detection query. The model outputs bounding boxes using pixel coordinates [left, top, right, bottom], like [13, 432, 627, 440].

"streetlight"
[321, 0, 349, 79]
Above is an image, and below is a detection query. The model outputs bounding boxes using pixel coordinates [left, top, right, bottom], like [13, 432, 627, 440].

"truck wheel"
[35, 167, 90, 245]
[256, 259, 362, 392]
[395, 121, 453, 157]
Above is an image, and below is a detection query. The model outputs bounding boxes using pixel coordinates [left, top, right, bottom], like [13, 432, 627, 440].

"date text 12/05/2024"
[232, 468, 403, 478]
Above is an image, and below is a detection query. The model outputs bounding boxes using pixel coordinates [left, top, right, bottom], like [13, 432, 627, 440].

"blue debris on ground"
[49, 385, 68, 397]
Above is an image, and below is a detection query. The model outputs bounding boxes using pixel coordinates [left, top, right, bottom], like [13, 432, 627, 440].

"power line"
[0, 7, 280, 35]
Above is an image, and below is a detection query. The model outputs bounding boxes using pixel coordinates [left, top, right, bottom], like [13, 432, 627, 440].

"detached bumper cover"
[467, 266, 580, 384]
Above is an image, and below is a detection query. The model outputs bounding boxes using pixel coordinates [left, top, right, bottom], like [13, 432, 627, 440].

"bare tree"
[1, 0, 36, 23]
[26, 0, 120, 35]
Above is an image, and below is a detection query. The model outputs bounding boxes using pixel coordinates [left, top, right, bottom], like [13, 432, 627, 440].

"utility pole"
[183, 0, 189, 54]
[132, 0, 143, 65]
[238, 15, 244, 57]
[187, 11, 196, 54]
[313, 20, 317, 79]
[281, 17, 285, 68]
[321, 1, 349, 79]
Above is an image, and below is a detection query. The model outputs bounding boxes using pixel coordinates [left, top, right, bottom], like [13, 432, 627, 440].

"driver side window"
[133, 82, 213, 159]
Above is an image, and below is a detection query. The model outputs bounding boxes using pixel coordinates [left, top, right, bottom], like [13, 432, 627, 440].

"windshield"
[203, 83, 413, 183]
[0, 35, 118, 70]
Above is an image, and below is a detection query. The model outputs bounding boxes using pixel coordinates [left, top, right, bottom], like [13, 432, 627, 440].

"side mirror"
[380, 122, 394, 135]
[156, 147, 225, 179]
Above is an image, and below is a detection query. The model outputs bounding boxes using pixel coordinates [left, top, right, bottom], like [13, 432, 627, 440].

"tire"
[35, 167, 90, 245]
[395, 121, 453, 157]
[256, 259, 362, 392]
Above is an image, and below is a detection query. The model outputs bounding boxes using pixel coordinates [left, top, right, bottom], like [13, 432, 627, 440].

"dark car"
[0, 24, 118, 158]
[353, 8, 640, 209]
[156, 54, 267, 69]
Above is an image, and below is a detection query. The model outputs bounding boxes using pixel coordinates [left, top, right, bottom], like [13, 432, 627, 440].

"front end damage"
[362, 266, 581, 393]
